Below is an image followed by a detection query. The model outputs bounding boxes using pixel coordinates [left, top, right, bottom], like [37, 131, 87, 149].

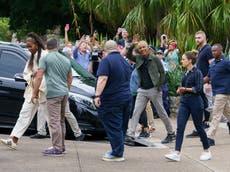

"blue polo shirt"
[96, 52, 132, 106]
[208, 56, 230, 95]
[196, 44, 213, 77]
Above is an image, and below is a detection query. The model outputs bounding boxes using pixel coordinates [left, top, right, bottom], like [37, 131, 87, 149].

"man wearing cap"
[149, 45, 155, 55]
[94, 40, 132, 162]
[126, 40, 175, 144]
[150, 49, 171, 119]
[32, 38, 72, 156]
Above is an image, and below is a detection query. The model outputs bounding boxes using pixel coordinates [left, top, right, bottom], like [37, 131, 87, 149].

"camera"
[91, 48, 103, 76]
[162, 35, 166, 40]
[91, 49, 103, 62]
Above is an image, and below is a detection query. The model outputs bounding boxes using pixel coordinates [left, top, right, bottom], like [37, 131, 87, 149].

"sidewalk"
[0, 119, 230, 172]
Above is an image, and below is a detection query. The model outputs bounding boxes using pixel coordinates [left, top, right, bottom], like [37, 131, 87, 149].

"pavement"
[0, 118, 230, 172]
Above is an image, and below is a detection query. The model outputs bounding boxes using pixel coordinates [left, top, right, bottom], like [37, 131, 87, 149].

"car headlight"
[69, 92, 96, 110]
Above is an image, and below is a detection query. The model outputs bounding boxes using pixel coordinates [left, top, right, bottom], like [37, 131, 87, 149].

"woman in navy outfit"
[165, 50, 211, 161]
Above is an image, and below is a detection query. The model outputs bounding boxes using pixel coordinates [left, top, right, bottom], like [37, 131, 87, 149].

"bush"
[166, 65, 184, 97]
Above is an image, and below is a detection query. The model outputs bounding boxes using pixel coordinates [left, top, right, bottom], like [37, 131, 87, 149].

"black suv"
[0, 42, 104, 136]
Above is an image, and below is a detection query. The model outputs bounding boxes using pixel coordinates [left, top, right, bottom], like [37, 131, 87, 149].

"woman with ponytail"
[165, 50, 212, 162]
[0, 32, 49, 149]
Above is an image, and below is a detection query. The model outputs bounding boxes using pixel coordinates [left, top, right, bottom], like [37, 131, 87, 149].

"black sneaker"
[203, 121, 210, 129]
[154, 115, 160, 119]
[124, 136, 135, 146]
[138, 130, 150, 138]
[207, 138, 215, 146]
[186, 130, 199, 138]
[227, 122, 230, 135]
[75, 134, 85, 141]
[161, 132, 176, 144]
[30, 133, 50, 139]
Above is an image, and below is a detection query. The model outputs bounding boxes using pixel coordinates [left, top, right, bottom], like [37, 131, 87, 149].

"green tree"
[0, 17, 11, 41]
[9, 0, 72, 38]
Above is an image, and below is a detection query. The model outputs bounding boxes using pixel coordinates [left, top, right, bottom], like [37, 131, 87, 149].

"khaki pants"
[207, 94, 230, 139]
[47, 96, 67, 151]
[65, 102, 82, 137]
[146, 101, 155, 128]
[37, 101, 81, 137]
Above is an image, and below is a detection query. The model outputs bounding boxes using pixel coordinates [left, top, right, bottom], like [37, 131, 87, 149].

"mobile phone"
[65, 24, 69, 31]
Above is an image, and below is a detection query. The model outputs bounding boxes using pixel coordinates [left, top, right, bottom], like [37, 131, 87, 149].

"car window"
[0, 50, 26, 78]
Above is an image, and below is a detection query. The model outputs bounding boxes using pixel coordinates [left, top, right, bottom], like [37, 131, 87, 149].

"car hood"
[70, 76, 95, 97]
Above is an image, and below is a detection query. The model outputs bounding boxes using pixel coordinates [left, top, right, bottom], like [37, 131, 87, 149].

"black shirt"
[196, 44, 213, 77]
[139, 58, 154, 89]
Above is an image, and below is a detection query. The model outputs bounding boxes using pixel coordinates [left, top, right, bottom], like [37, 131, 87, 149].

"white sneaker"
[165, 152, 181, 161]
[103, 150, 112, 157]
[200, 151, 212, 161]
[102, 154, 125, 162]
[0, 138, 17, 149]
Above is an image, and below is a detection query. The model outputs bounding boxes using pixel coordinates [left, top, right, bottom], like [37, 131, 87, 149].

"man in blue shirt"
[94, 40, 132, 162]
[73, 40, 91, 71]
[204, 43, 230, 146]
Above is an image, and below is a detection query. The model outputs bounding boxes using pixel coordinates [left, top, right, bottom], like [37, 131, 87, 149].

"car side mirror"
[14, 73, 26, 82]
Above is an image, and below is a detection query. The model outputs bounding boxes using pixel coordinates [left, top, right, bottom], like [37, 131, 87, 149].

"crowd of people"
[0, 27, 230, 163]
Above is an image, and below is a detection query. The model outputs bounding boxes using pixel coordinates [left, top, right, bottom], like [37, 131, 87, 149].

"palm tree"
[77, 0, 229, 52]
[207, 0, 230, 45]
[79, 0, 129, 33]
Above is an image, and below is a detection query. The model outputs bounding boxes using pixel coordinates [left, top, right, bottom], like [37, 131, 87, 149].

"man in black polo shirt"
[204, 43, 230, 146]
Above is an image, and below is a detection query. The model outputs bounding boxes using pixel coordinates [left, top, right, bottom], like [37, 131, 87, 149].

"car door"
[0, 47, 27, 127]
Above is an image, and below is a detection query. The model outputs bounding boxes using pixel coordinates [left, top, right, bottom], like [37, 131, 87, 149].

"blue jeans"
[175, 95, 209, 151]
[98, 100, 131, 157]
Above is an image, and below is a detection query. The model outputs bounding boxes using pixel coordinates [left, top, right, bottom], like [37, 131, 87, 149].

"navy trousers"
[175, 95, 210, 151]
[98, 100, 131, 157]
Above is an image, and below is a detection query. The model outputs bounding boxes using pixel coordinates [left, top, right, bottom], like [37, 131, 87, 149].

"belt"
[182, 93, 199, 97]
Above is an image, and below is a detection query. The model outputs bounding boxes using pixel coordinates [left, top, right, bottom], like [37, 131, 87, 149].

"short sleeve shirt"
[196, 44, 213, 77]
[39, 51, 71, 98]
[96, 52, 132, 106]
[208, 57, 230, 95]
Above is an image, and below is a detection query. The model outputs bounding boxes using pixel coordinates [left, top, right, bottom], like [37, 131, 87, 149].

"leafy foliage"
[0, 18, 11, 41]
[8, 0, 72, 39]
[0, 0, 229, 54]
[166, 65, 184, 96]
